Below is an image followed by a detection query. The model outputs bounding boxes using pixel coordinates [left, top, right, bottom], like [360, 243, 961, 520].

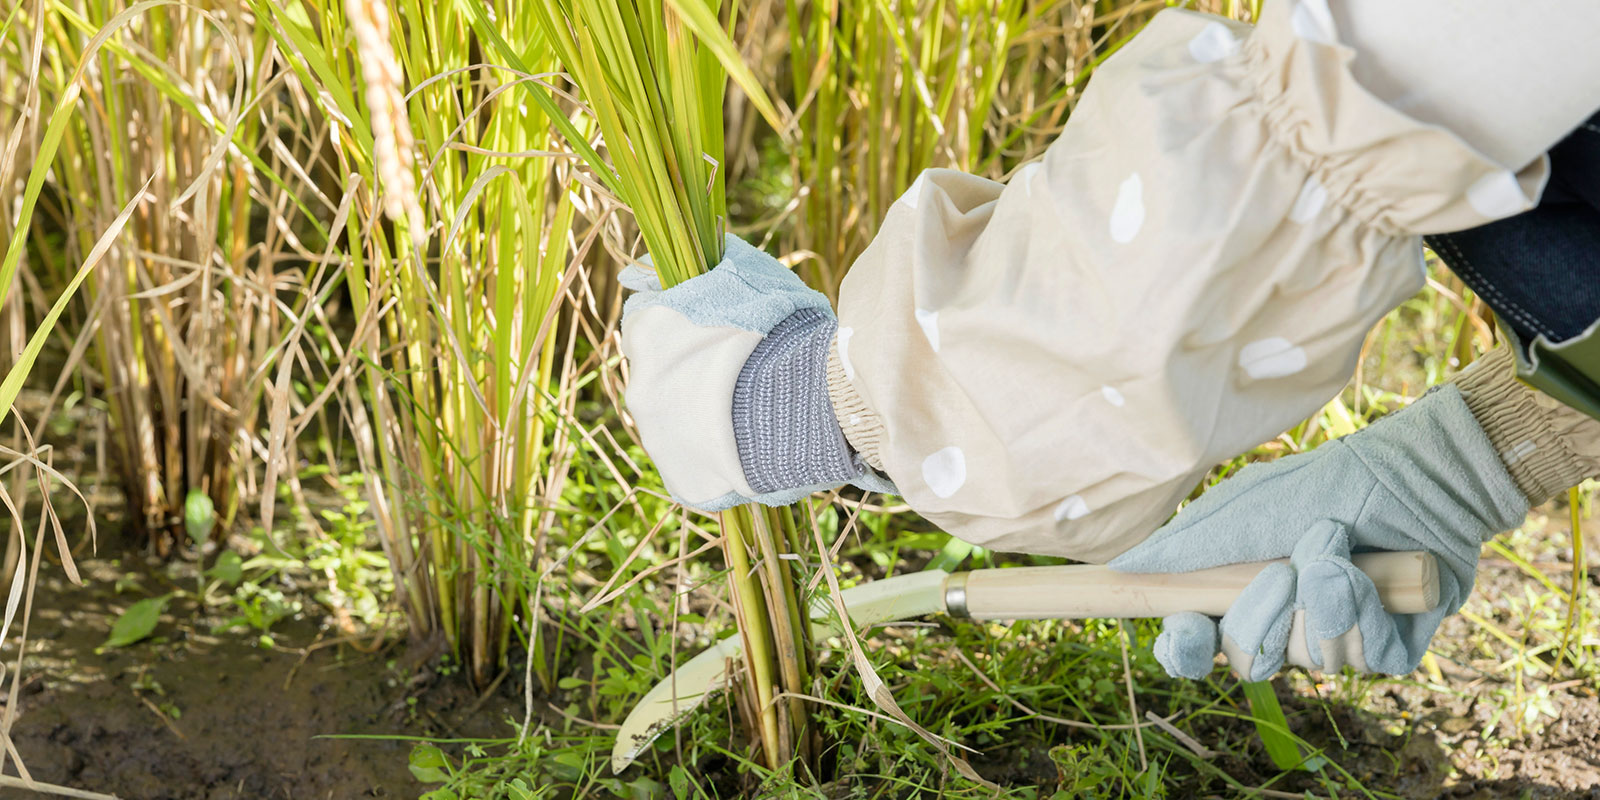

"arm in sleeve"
[1332, 0, 1600, 173]
[822, 2, 1556, 561]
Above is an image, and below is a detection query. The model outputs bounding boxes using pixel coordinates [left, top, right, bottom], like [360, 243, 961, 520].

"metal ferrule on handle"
[943, 551, 1440, 620]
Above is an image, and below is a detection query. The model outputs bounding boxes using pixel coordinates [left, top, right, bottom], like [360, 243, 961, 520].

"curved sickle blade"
[612, 569, 949, 772]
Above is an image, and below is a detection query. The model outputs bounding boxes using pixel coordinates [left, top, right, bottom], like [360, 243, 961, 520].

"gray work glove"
[1109, 385, 1528, 680]
[619, 234, 893, 512]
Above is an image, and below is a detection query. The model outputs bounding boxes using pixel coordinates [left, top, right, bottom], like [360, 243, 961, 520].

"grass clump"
[246, 0, 592, 685]
[516, 0, 822, 773]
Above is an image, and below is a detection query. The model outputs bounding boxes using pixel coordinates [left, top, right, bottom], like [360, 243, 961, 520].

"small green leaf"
[204, 551, 243, 585]
[549, 750, 585, 781]
[101, 595, 173, 650]
[418, 791, 457, 800]
[185, 489, 215, 546]
[669, 765, 690, 799]
[627, 777, 665, 800]
[1243, 680, 1304, 772]
[409, 744, 450, 784]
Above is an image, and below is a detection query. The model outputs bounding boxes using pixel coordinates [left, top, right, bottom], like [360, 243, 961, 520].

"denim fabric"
[1425, 112, 1600, 345]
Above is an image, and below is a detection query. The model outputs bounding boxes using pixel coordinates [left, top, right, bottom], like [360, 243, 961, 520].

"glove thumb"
[618, 263, 663, 293]
[1153, 611, 1219, 679]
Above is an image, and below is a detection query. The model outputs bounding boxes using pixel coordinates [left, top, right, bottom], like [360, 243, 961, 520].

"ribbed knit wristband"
[731, 309, 860, 495]
[1450, 346, 1593, 505]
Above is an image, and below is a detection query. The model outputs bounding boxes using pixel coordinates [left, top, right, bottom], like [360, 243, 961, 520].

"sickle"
[611, 551, 1439, 772]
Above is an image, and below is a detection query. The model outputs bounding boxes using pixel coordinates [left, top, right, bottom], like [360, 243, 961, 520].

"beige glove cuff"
[621, 305, 762, 508]
[1451, 345, 1600, 505]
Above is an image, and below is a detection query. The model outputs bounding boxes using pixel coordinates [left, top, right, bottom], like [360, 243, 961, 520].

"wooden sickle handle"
[947, 551, 1439, 621]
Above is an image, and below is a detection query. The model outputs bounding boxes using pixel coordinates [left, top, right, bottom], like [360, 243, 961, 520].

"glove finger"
[1288, 519, 1352, 566]
[618, 264, 663, 293]
[1109, 456, 1325, 575]
[1217, 561, 1297, 682]
[719, 233, 809, 291]
[1153, 612, 1219, 679]
[1298, 553, 1433, 676]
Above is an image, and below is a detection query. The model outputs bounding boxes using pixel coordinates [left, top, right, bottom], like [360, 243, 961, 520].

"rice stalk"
[785, 0, 1158, 298]
[33, 0, 296, 555]
[0, 3, 165, 789]
[254, 0, 591, 687]
[518, 0, 817, 773]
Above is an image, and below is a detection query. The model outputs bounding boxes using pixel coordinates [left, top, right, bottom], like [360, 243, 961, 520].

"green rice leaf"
[661, 0, 786, 135]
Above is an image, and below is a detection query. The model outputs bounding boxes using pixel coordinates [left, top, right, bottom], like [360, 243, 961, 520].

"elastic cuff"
[826, 341, 888, 472]
[1450, 347, 1593, 505]
[1234, 0, 1545, 235]
[731, 309, 859, 496]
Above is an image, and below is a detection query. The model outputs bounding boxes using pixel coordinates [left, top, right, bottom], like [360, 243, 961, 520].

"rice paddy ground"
[1, 487, 1594, 799]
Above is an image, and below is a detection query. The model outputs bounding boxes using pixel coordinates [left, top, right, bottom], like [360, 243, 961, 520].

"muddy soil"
[0, 550, 523, 800]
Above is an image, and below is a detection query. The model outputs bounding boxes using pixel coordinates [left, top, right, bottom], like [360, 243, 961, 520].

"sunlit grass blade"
[530, 0, 819, 773]
[1242, 679, 1304, 772]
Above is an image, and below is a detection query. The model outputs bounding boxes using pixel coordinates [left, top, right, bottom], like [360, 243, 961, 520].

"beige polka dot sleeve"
[825, 1, 1551, 563]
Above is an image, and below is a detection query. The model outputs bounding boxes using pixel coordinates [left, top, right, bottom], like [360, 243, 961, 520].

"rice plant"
[504, 0, 822, 773]
[31, 0, 298, 554]
[783, 0, 1096, 296]
[251, 0, 589, 686]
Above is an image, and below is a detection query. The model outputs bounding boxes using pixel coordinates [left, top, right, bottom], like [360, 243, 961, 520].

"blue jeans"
[1424, 112, 1600, 345]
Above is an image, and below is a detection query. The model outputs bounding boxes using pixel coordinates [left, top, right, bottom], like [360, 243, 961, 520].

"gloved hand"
[1109, 384, 1529, 680]
[619, 234, 894, 512]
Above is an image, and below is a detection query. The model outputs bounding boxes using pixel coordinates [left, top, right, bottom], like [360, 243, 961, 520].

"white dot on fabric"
[1109, 173, 1145, 244]
[836, 327, 856, 381]
[848, 414, 860, 427]
[1054, 495, 1090, 522]
[921, 446, 967, 499]
[1017, 162, 1043, 197]
[1289, 177, 1327, 223]
[1187, 22, 1239, 63]
[898, 172, 929, 210]
[914, 308, 941, 352]
[1504, 439, 1537, 465]
[1467, 170, 1532, 219]
[1289, 0, 1336, 44]
[1239, 337, 1308, 379]
[1101, 385, 1125, 407]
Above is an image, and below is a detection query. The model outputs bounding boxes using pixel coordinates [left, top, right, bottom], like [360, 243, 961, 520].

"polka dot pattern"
[836, 327, 856, 381]
[898, 172, 929, 210]
[921, 446, 967, 499]
[1054, 495, 1090, 522]
[914, 308, 941, 352]
[1467, 170, 1532, 219]
[1239, 337, 1308, 379]
[1289, 177, 1327, 223]
[1289, 0, 1336, 45]
[1109, 173, 1145, 244]
[1187, 22, 1239, 63]
[1017, 162, 1043, 197]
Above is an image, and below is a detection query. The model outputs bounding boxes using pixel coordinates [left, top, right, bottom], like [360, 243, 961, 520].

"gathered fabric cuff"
[1452, 346, 1598, 505]
[826, 341, 888, 473]
[1233, 0, 1546, 236]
